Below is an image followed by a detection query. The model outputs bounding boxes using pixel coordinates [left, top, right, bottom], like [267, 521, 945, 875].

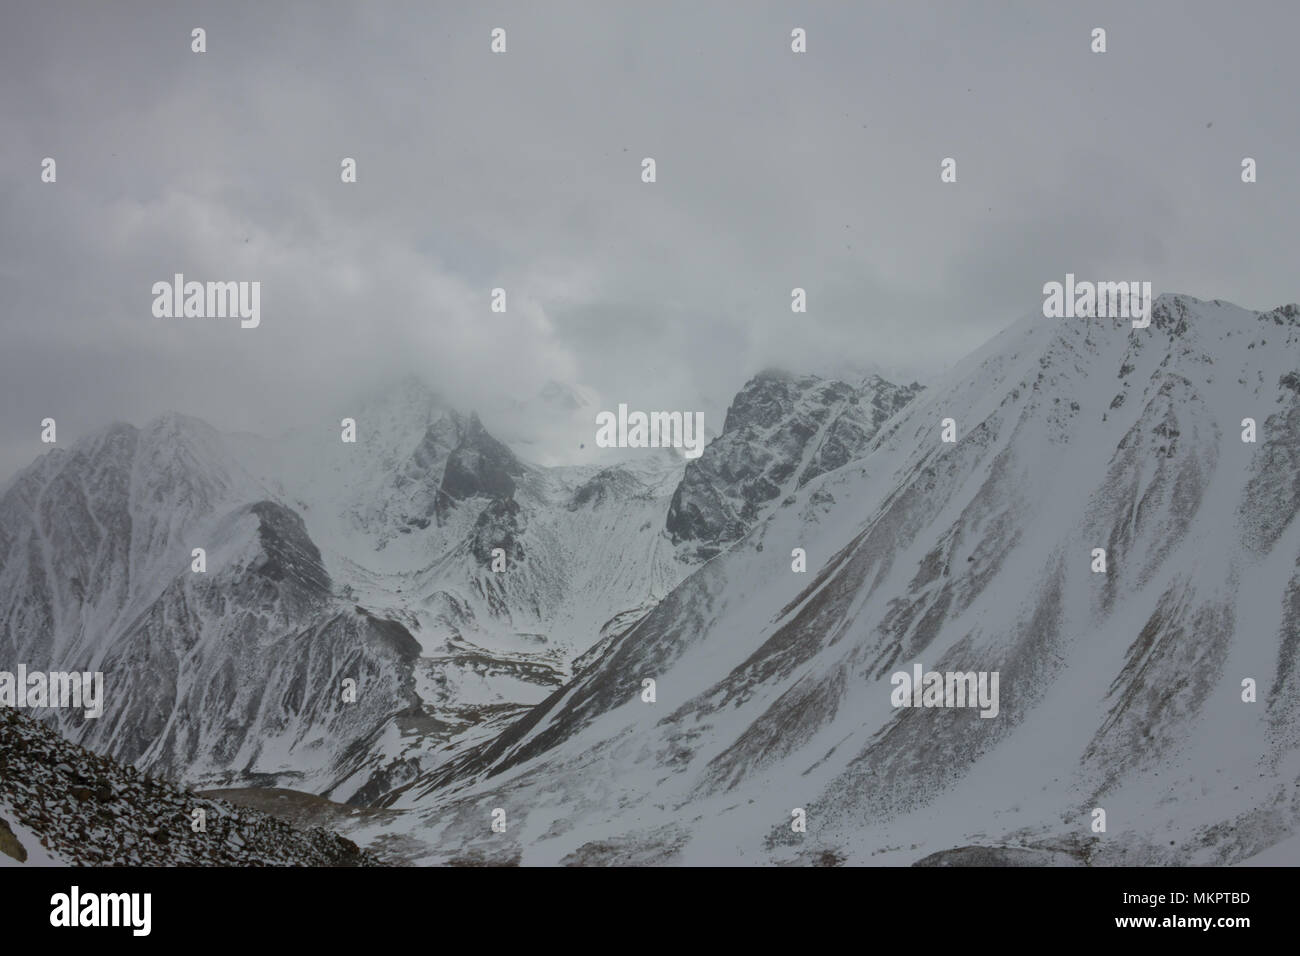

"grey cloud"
[2, 0, 1298, 478]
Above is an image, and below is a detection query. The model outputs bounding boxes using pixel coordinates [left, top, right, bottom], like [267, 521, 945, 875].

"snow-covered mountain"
[1, 370, 921, 807]
[360, 294, 1300, 866]
[227, 378, 694, 800]
[0, 414, 426, 798]
[10, 292, 1295, 867]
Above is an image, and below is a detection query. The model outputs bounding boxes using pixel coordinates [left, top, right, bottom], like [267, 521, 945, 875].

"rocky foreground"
[0, 707, 382, 866]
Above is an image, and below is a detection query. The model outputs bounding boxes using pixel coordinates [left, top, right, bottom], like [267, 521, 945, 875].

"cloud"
[2, 0, 1298, 478]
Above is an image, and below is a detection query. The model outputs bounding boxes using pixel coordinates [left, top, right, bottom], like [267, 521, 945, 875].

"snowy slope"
[367, 294, 1300, 866]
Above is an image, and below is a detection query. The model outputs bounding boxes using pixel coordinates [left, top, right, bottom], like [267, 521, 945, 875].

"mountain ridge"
[0, 362, 923, 809]
[357, 293, 1300, 866]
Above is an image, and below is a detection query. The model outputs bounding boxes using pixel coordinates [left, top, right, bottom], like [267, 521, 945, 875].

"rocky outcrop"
[666, 369, 922, 554]
[0, 706, 381, 866]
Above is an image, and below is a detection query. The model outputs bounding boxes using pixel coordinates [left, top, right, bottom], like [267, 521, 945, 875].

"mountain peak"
[667, 368, 922, 552]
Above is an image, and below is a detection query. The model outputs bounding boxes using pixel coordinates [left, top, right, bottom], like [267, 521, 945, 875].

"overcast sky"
[2, 0, 1298, 480]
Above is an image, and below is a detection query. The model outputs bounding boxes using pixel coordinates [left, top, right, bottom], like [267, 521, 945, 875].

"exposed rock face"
[666, 369, 922, 554]
[471, 498, 526, 565]
[437, 413, 525, 518]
